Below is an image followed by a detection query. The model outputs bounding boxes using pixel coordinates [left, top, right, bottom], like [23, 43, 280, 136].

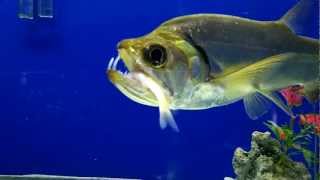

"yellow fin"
[216, 53, 298, 83]
[215, 53, 299, 119]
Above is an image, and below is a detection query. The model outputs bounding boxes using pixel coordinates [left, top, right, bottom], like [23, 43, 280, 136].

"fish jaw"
[106, 50, 160, 107]
[106, 50, 173, 106]
[106, 47, 179, 131]
[107, 68, 179, 131]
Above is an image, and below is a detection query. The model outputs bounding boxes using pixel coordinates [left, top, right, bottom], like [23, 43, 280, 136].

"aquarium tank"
[0, 0, 319, 179]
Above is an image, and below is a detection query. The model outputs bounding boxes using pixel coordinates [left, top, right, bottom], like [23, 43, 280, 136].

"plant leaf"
[301, 148, 315, 167]
[264, 121, 281, 139]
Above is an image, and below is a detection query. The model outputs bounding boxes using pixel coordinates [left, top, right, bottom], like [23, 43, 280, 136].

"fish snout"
[117, 39, 134, 50]
[117, 40, 125, 50]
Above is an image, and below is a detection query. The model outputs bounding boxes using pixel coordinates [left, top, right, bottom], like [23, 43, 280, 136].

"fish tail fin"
[279, 0, 318, 34]
[159, 109, 179, 132]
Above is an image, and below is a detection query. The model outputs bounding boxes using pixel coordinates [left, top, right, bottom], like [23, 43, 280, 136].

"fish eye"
[144, 44, 167, 68]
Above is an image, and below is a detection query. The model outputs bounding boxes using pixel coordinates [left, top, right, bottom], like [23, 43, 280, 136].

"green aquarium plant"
[265, 85, 319, 179]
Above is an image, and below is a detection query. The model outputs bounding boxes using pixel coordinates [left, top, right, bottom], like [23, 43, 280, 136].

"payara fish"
[107, 0, 319, 132]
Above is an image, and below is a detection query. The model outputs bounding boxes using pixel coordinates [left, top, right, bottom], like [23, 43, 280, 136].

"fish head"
[107, 28, 209, 108]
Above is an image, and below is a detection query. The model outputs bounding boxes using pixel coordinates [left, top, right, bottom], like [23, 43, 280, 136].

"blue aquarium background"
[0, 0, 318, 179]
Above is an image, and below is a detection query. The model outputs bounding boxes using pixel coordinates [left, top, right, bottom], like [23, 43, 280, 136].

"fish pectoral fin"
[215, 53, 298, 85]
[243, 92, 271, 120]
[257, 90, 295, 118]
[215, 53, 298, 119]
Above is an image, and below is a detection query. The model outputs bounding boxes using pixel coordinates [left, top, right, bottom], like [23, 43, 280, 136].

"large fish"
[107, 0, 319, 131]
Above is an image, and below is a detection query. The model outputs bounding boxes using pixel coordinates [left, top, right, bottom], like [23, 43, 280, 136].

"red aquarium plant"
[300, 114, 320, 135]
[265, 85, 319, 179]
[280, 85, 304, 106]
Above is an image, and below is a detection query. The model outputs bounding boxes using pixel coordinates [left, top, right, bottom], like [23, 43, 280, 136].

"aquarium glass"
[0, 0, 319, 179]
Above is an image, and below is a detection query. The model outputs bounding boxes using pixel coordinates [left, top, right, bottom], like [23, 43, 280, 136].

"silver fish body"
[107, 0, 319, 130]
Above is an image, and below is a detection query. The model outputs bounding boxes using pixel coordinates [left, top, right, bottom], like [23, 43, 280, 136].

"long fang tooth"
[107, 57, 115, 70]
[112, 55, 120, 70]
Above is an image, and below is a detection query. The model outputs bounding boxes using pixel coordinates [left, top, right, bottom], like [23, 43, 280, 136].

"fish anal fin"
[243, 92, 271, 120]
[280, 0, 318, 34]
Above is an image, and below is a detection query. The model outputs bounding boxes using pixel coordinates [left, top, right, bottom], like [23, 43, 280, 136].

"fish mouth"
[106, 49, 178, 131]
[106, 50, 162, 107]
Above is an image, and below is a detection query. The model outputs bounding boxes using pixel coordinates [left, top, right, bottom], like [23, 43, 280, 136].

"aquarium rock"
[231, 131, 311, 180]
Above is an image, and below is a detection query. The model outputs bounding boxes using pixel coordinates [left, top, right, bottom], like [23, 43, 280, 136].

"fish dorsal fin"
[280, 0, 318, 34]
[243, 92, 271, 120]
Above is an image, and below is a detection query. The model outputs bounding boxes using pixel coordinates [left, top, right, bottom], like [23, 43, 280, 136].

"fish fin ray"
[214, 53, 311, 119]
[257, 90, 295, 118]
[280, 0, 318, 34]
[243, 92, 271, 120]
